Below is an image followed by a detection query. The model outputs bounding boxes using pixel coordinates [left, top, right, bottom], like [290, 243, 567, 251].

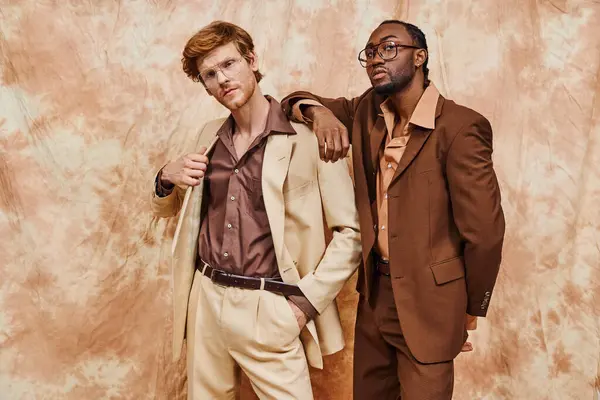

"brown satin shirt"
[158, 96, 316, 319]
[197, 99, 286, 278]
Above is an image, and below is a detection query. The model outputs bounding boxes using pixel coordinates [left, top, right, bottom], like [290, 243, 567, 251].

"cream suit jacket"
[150, 118, 362, 369]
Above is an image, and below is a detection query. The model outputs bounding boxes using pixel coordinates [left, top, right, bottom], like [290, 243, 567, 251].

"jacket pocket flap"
[283, 180, 315, 202]
[430, 257, 465, 285]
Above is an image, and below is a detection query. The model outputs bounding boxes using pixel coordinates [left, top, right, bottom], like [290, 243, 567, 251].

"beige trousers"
[186, 270, 314, 400]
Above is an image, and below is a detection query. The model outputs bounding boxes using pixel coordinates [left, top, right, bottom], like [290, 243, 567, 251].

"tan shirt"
[376, 85, 477, 330]
[375, 85, 439, 259]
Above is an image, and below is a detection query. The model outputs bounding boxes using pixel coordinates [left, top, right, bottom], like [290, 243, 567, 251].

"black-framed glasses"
[358, 41, 421, 67]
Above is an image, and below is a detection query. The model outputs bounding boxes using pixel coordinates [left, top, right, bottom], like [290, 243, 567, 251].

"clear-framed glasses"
[198, 57, 244, 87]
[358, 41, 421, 67]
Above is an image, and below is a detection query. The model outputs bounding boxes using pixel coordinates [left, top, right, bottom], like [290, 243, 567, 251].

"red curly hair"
[181, 21, 263, 84]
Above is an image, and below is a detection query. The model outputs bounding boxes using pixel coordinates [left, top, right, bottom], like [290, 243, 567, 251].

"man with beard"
[281, 20, 505, 399]
[151, 21, 361, 399]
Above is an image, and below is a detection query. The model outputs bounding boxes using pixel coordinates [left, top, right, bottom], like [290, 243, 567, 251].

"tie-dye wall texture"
[1, 1, 598, 399]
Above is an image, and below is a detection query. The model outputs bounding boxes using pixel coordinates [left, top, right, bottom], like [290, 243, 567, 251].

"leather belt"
[196, 259, 304, 297]
[373, 252, 391, 276]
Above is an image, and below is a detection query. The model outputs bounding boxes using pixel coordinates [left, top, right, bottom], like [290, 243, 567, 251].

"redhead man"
[151, 21, 361, 400]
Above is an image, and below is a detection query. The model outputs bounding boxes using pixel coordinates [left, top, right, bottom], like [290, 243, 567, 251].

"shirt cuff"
[292, 99, 324, 123]
[155, 168, 174, 197]
[466, 313, 478, 330]
[288, 294, 318, 321]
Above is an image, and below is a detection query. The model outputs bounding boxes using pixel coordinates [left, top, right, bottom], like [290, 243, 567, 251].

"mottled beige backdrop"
[1, 1, 599, 399]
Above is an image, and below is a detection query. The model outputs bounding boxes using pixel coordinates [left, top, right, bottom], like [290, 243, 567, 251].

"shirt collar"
[217, 95, 296, 139]
[379, 82, 440, 132]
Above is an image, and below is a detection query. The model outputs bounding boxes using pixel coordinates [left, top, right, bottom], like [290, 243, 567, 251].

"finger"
[331, 130, 343, 162]
[198, 146, 207, 154]
[461, 342, 473, 352]
[185, 153, 208, 163]
[181, 175, 200, 186]
[340, 127, 350, 157]
[184, 160, 208, 171]
[324, 132, 334, 162]
[184, 168, 206, 178]
[316, 129, 326, 161]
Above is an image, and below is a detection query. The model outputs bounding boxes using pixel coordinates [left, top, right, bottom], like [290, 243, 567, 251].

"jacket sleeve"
[150, 171, 186, 218]
[446, 115, 506, 317]
[296, 155, 362, 314]
[280, 89, 372, 144]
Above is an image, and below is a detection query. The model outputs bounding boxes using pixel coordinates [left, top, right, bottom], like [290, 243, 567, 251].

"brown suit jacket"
[281, 87, 505, 364]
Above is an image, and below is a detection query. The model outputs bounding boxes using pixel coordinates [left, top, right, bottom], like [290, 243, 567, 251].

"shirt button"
[387, 163, 392, 169]
[223, 252, 229, 257]
[373, 224, 377, 231]
[227, 224, 232, 229]
[230, 196, 235, 201]
[234, 169, 239, 174]
[384, 193, 388, 199]
[381, 225, 386, 231]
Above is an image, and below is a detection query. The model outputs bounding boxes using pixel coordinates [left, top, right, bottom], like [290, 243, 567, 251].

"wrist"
[303, 105, 324, 121]
[159, 169, 175, 189]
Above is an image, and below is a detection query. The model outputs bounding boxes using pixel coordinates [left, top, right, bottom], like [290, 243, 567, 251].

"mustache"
[370, 67, 388, 76]
[220, 86, 237, 94]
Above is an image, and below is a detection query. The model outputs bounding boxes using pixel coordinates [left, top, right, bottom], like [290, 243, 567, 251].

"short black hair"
[379, 20, 429, 86]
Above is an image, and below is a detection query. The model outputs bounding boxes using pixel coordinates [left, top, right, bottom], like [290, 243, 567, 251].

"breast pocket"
[283, 180, 315, 203]
[243, 177, 270, 227]
[416, 163, 444, 177]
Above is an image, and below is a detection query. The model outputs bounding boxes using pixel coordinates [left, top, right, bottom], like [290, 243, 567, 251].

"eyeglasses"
[358, 41, 421, 67]
[197, 58, 244, 87]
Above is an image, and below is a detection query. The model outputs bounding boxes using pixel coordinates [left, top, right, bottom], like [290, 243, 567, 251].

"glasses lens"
[358, 50, 368, 67]
[201, 59, 242, 86]
[200, 69, 216, 83]
[379, 42, 397, 60]
[358, 48, 378, 67]
[220, 59, 237, 76]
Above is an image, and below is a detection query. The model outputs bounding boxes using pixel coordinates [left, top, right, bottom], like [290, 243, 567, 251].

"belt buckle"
[210, 268, 224, 282]
[209, 268, 217, 280]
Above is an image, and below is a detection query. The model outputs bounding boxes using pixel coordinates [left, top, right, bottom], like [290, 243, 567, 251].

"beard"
[373, 66, 415, 95]
[215, 76, 256, 111]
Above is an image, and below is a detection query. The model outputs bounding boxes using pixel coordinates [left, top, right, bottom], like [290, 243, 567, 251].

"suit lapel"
[261, 134, 293, 266]
[388, 127, 432, 186]
[172, 122, 222, 256]
[388, 96, 444, 186]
